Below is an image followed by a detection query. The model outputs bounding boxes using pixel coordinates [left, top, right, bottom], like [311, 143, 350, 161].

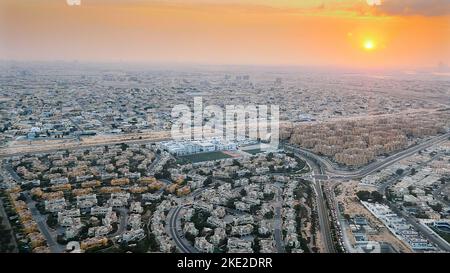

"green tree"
[264, 211, 274, 219]
[356, 190, 371, 201]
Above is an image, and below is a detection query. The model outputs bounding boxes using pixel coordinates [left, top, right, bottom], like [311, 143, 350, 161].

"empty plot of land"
[335, 181, 413, 253]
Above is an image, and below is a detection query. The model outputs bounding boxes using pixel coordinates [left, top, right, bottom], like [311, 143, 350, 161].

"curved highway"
[286, 131, 450, 179]
[167, 206, 198, 253]
[286, 131, 450, 253]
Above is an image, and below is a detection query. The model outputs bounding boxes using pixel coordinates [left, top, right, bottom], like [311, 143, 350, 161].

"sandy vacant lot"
[335, 181, 412, 253]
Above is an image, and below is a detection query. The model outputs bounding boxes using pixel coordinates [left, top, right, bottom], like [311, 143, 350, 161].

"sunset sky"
[1, 0, 449, 69]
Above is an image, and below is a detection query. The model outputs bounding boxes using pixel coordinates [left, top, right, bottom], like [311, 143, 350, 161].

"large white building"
[159, 138, 237, 156]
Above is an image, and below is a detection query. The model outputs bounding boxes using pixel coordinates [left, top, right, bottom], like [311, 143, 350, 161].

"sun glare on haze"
[363, 39, 376, 51]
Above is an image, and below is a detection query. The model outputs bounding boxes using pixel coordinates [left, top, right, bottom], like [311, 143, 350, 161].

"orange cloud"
[0, 0, 448, 69]
[370, 0, 450, 16]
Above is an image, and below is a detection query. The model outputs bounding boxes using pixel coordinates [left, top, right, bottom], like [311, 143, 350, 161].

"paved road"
[296, 155, 336, 253]
[110, 208, 128, 238]
[67, 117, 83, 133]
[0, 136, 171, 159]
[387, 202, 450, 252]
[4, 162, 64, 253]
[273, 186, 286, 253]
[0, 197, 19, 252]
[67, 117, 83, 141]
[377, 153, 442, 193]
[4, 162, 22, 182]
[330, 183, 353, 253]
[287, 133, 450, 253]
[146, 154, 161, 176]
[312, 178, 336, 253]
[167, 206, 198, 253]
[26, 194, 64, 253]
[2, 128, 448, 254]
[286, 131, 450, 179]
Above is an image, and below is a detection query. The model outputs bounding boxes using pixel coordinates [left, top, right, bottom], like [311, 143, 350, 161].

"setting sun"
[1, 0, 449, 68]
[364, 40, 375, 51]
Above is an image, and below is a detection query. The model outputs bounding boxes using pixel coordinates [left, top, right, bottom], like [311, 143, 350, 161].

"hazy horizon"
[1, 0, 450, 70]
